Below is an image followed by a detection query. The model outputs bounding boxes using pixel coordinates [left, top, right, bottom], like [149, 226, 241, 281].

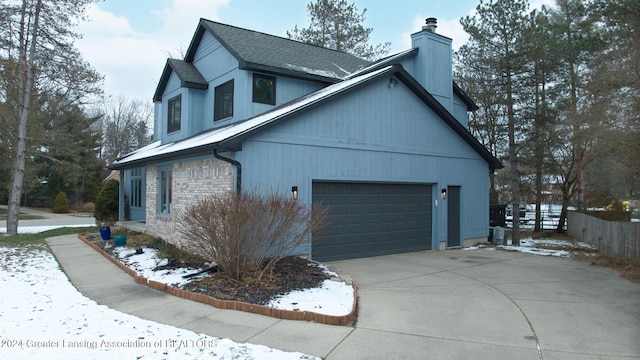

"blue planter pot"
[114, 235, 127, 247]
[99, 226, 111, 240]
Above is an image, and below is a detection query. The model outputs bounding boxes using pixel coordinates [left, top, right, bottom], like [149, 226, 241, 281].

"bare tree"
[98, 95, 153, 165]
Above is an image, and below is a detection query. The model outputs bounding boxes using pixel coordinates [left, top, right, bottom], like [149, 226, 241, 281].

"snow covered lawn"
[465, 237, 597, 257]
[0, 245, 318, 359]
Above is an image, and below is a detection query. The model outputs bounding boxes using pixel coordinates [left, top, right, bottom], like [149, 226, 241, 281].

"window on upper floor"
[214, 79, 234, 121]
[167, 95, 181, 133]
[253, 73, 276, 105]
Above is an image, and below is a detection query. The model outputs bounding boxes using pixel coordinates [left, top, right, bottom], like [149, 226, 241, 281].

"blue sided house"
[110, 17, 502, 262]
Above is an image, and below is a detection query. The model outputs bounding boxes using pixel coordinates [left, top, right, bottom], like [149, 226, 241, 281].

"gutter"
[213, 149, 242, 193]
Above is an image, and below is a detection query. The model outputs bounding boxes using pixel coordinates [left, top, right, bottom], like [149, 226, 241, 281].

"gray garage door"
[312, 182, 432, 261]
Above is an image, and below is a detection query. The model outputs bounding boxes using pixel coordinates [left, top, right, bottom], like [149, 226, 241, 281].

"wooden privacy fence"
[568, 211, 640, 259]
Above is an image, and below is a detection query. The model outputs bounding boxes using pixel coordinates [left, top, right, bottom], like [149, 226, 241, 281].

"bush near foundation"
[94, 179, 119, 225]
[177, 190, 327, 282]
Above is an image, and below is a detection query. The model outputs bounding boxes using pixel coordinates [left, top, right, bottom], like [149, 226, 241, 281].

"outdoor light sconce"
[441, 188, 447, 200]
[291, 186, 298, 200]
[388, 78, 398, 88]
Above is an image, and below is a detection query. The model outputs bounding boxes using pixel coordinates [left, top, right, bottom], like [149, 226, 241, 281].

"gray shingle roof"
[168, 59, 207, 87]
[153, 59, 208, 102]
[188, 19, 372, 82]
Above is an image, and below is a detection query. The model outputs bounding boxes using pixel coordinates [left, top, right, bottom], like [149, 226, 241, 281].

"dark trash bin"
[490, 204, 507, 227]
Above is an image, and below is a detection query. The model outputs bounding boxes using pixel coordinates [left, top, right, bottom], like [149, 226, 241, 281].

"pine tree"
[546, 0, 605, 230]
[287, 0, 390, 61]
[0, 0, 102, 234]
[461, 0, 532, 245]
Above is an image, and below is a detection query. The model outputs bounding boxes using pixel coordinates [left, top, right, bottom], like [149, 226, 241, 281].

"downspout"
[118, 170, 125, 223]
[213, 149, 241, 194]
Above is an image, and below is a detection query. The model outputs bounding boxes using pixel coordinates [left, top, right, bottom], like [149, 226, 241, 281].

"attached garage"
[312, 182, 433, 261]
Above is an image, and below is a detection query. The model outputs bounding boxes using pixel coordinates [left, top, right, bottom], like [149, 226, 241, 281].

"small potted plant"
[94, 179, 120, 241]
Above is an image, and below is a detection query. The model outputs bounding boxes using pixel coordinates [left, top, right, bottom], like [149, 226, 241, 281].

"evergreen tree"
[546, 0, 605, 230]
[34, 98, 105, 205]
[519, 7, 562, 231]
[94, 179, 119, 224]
[0, 0, 102, 234]
[287, 0, 390, 61]
[460, 0, 532, 244]
[587, 0, 640, 204]
[52, 191, 70, 213]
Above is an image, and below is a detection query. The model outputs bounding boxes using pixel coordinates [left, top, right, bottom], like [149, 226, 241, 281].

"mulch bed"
[83, 233, 333, 306]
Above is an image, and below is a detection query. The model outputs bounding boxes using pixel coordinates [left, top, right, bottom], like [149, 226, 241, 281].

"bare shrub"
[177, 190, 327, 282]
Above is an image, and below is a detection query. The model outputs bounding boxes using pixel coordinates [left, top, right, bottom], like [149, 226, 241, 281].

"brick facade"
[145, 157, 234, 247]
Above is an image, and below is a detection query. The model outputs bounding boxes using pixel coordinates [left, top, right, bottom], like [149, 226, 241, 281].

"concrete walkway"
[46, 233, 640, 359]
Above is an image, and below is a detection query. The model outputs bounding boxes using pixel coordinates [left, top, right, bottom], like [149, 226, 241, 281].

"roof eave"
[182, 81, 209, 90]
[241, 62, 341, 84]
[108, 143, 238, 170]
[184, 20, 207, 63]
[153, 62, 172, 102]
[453, 81, 480, 111]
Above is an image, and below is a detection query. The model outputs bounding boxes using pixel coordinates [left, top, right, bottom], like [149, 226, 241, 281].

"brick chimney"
[410, 18, 453, 112]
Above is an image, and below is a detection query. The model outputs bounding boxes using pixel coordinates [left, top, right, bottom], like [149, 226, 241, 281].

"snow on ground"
[110, 245, 354, 316]
[465, 237, 596, 257]
[0, 225, 92, 234]
[111, 246, 209, 287]
[0, 245, 318, 360]
[267, 279, 354, 315]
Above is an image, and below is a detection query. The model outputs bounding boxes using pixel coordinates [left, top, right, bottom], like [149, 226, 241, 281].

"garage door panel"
[312, 182, 432, 262]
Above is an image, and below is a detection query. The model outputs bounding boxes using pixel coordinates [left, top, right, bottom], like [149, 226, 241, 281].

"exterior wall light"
[441, 188, 447, 200]
[291, 186, 298, 200]
[388, 78, 398, 88]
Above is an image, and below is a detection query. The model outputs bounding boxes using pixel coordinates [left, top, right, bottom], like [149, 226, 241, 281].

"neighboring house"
[110, 17, 502, 262]
[103, 170, 120, 183]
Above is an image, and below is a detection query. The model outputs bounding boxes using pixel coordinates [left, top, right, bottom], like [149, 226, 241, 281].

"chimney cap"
[423, 17, 437, 32]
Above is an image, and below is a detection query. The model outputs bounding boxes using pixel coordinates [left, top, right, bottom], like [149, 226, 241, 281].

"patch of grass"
[524, 230, 640, 283]
[0, 208, 45, 221]
[0, 227, 97, 246]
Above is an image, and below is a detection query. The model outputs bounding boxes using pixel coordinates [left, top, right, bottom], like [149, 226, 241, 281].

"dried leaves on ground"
[574, 254, 640, 283]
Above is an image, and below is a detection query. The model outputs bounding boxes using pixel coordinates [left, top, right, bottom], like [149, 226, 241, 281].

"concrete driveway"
[45, 228, 640, 359]
[325, 248, 640, 359]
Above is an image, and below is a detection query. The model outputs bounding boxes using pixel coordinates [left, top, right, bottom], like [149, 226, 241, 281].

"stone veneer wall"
[145, 157, 234, 247]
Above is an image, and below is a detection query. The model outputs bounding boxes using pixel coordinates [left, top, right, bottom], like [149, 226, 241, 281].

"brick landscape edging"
[77, 234, 357, 326]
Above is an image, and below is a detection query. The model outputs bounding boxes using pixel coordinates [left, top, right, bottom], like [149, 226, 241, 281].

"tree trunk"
[534, 168, 542, 232]
[506, 67, 521, 245]
[7, 0, 43, 234]
[556, 191, 569, 233]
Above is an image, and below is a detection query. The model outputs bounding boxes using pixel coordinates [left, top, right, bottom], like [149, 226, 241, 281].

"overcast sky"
[76, 0, 554, 103]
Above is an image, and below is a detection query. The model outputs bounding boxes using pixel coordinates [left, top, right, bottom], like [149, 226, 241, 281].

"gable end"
[394, 69, 502, 169]
[153, 59, 208, 102]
